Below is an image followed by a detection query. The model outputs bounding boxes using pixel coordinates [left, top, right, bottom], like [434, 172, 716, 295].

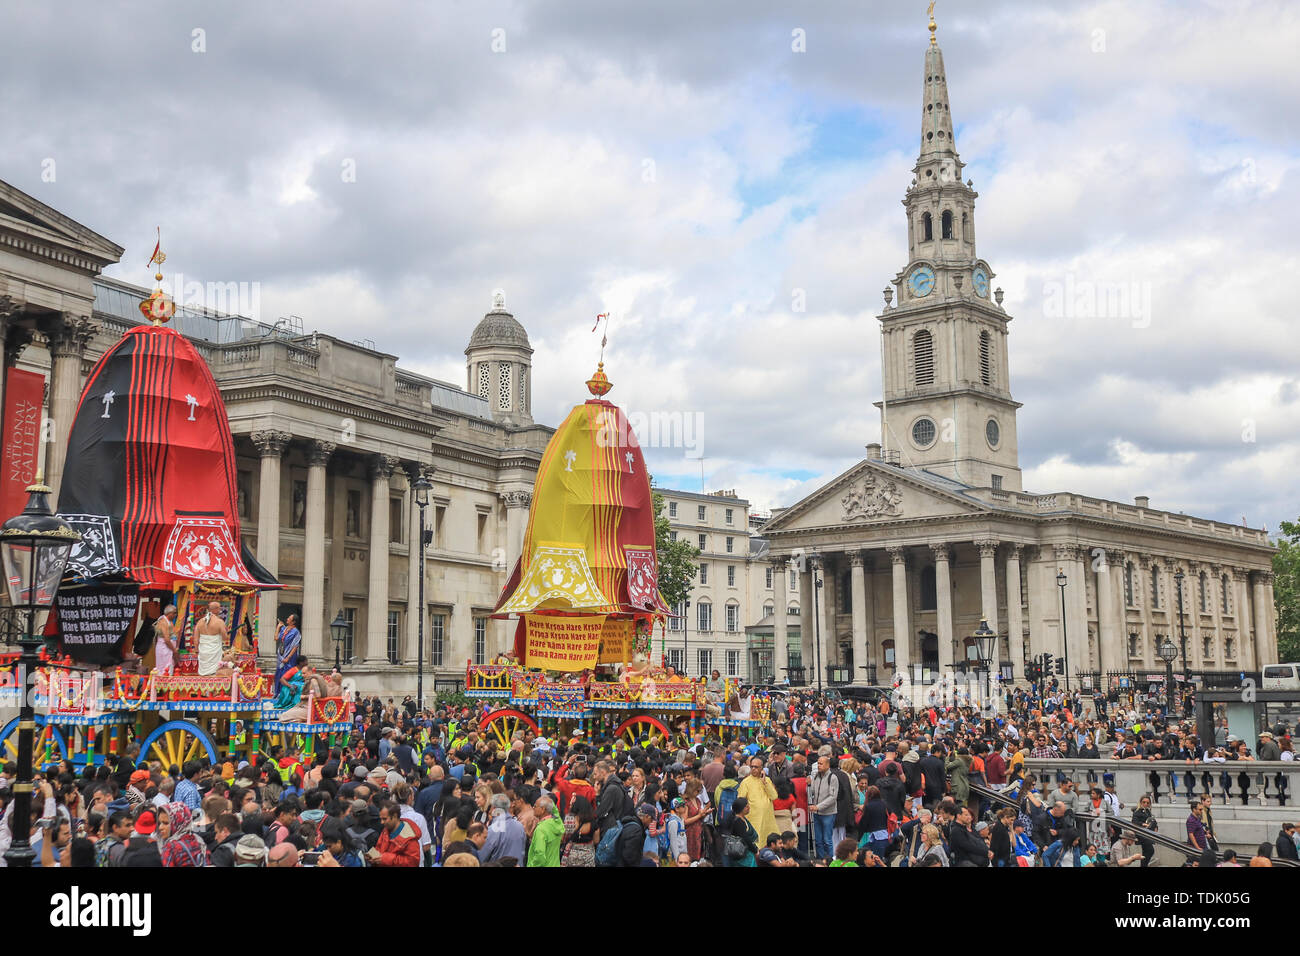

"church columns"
[301, 440, 335, 661]
[1253, 571, 1275, 667]
[251, 429, 290, 655]
[402, 465, 422, 666]
[849, 551, 869, 683]
[798, 565, 814, 677]
[1094, 548, 1116, 673]
[1004, 544, 1025, 681]
[1055, 545, 1089, 676]
[1234, 570, 1254, 670]
[888, 546, 911, 677]
[932, 544, 954, 672]
[771, 557, 788, 680]
[44, 314, 93, 499]
[501, 491, 531, 574]
[365, 455, 397, 664]
[974, 538, 999, 633]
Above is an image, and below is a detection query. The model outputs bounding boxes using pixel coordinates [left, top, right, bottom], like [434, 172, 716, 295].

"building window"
[697, 505, 706, 521]
[919, 565, 937, 611]
[1124, 562, 1135, 606]
[1221, 574, 1231, 614]
[1150, 565, 1160, 608]
[387, 610, 401, 664]
[1202, 636, 1213, 659]
[991, 474, 1003, 490]
[913, 330, 935, 386]
[474, 618, 487, 664]
[699, 563, 708, 585]
[390, 497, 403, 543]
[1128, 633, 1140, 658]
[979, 330, 993, 386]
[1225, 637, 1235, 660]
[763, 603, 774, 618]
[698, 534, 706, 551]
[726, 649, 741, 678]
[789, 570, 796, 591]
[237, 469, 252, 520]
[477, 362, 490, 399]
[725, 508, 734, 525]
[433, 504, 446, 549]
[670, 531, 677, 542]
[667, 648, 684, 672]
[669, 601, 683, 632]
[840, 570, 852, 613]
[697, 602, 712, 633]
[911, 417, 937, 447]
[921, 212, 933, 241]
[498, 363, 512, 411]
[726, 537, 734, 554]
[346, 489, 362, 537]
[429, 613, 445, 666]
[788, 605, 799, 617]
[941, 209, 953, 239]
[1199, 571, 1208, 613]
[292, 479, 307, 529]
[669, 501, 677, 518]
[342, 608, 356, 663]
[697, 648, 712, 677]
[727, 565, 736, 587]
[477, 510, 489, 553]
[765, 567, 773, 589]
[726, 603, 739, 631]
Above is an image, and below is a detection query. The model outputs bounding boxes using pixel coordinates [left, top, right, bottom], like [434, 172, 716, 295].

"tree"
[1274, 519, 1300, 663]
[652, 488, 699, 613]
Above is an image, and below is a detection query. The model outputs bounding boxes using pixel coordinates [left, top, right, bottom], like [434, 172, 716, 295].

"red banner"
[2, 368, 45, 517]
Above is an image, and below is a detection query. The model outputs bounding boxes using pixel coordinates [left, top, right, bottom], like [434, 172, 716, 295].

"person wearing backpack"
[593, 759, 630, 841]
[808, 751, 839, 861]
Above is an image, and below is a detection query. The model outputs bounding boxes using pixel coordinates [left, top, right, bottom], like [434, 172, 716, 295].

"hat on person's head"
[134, 809, 157, 835]
[130, 769, 150, 786]
[1227, 735, 1238, 743]
[975, 821, 989, 832]
[350, 798, 368, 814]
[671, 797, 685, 809]
[636, 803, 657, 818]
[757, 847, 779, 864]
[234, 834, 267, 865]
[1260, 731, 1274, 739]
[817, 745, 832, 758]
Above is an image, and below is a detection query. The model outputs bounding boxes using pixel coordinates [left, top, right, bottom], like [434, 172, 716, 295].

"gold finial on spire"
[928, 0, 937, 46]
[139, 227, 176, 326]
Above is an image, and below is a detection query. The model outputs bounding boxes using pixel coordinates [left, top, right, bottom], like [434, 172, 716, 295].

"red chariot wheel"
[481, 708, 539, 749]
[614, 715, 671, 747]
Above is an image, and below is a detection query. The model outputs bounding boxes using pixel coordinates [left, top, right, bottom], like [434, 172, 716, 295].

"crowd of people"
[0, 673, 1295, 868]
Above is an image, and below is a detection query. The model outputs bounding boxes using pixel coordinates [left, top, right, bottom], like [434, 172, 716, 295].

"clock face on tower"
[908, 265, 935, 298]
[972, 267, 989, 298]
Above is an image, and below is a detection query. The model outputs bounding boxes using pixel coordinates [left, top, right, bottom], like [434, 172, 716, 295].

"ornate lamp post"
[973, 619, 998, 714]
[0, 474, 78, 868]
[1173, 568, 1188, 681]
[810, 553, 824, 693]
[329, 610, 348, 672]
[413, 473, 433, 710]
[1056, 569, 1070, 692]
[1158, 637, 1179, 719]
[683, 597, 691, 676]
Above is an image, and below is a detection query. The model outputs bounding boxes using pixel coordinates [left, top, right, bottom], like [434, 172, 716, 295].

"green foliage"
[432, 690, 475, 712]
[652, 487, 699, 611]
[1274, 519, 1300, 663]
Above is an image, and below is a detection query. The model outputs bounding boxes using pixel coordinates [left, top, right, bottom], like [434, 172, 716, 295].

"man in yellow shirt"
[737, 756, 779, 846]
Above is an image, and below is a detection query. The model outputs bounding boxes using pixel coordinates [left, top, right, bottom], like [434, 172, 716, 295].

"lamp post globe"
[1158, 638, 1179, 719]
[0, 474, 79, 868]
[329, 609, 348, 672]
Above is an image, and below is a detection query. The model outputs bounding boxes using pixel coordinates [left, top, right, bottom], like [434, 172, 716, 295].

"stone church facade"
[761, 31, 1277, 687]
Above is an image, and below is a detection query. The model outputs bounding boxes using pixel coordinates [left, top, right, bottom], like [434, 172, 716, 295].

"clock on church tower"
[872, 18, 1023, 493]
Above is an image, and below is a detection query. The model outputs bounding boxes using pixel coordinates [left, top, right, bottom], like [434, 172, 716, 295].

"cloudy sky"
[3, 0, 1298, 531]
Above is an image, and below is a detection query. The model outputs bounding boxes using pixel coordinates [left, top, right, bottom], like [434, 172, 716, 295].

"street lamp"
[0, 474, 79, 869]
[1158, 637, 1179, 719]
[329, 610, 348, 672]
[810, 553, 824, 693]
[683, 597, 691, 676]
[973, 619, 998, 715]
[413, 472, 433, 711]
[1056, 569, 1071, 693]
[1173, 568, 1188, 681]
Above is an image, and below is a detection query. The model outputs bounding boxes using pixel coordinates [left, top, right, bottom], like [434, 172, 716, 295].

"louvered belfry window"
[914, 329, 934, 386]
[979, 330, 993, 386]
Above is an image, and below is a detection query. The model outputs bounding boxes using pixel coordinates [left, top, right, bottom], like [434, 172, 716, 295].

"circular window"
[912, 417, 937, 448]
[986, 418, 1001, 448]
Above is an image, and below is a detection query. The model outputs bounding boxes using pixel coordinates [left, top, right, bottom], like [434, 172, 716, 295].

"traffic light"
[1042, 652, 1053, 678]
[1054, 656, 1065, 675]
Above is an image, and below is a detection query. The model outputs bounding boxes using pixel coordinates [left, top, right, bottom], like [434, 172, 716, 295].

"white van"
[1262, 663, 1300, 691]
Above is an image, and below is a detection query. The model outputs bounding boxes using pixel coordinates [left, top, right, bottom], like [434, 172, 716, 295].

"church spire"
[918, 17, 958, 166]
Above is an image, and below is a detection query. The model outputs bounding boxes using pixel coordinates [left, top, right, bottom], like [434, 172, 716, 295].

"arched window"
[919, 566, 937, 611]
[696, 601, 713, 633]
[1199, 571, 1208, 613]
[921, 212, 933, 241]
[979, 330, 993, 386]
[913, 329, 934, 386]
[763, 603, 774, 618]
[962, 212, 970, 242]
[1124, 562, 1135, 606]
[1150, 565, 1160, 608]
[787, 604, 799, 617]
[1220, 574, 1231, 614]
[941, 210, 954, 239]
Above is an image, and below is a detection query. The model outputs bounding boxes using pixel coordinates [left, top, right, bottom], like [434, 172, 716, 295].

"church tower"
[466, 290, 534, 427]
[875, 11, 1022, 491]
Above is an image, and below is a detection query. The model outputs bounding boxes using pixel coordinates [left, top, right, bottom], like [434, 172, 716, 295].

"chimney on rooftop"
[1134, 496, 1150, 509]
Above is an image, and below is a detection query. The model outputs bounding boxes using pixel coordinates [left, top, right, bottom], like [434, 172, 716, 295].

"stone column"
[1233, 569, 1253, 671]
[798, 564, 814, 678]
[932, 544, 954, 672]
[816, 556, 834, 680]
[44, 315, 94, 498]
[251, 430, 290, 655]
[365, 455, 397, 663]
[302, 440, 335, 660]
[849, 551, 868, 684]
[1264, 574, 1277, 666]
[888, 546, 911, 678]
[975, 538, 1000, 633]
[1253, 571, 1275, 667]
[402, 465, 421, 666]
[501, 491, 532, 573]
[1094, 548, 1117, 673]
[1005, 544, 1025, 682]
[771, 557, 788, 680]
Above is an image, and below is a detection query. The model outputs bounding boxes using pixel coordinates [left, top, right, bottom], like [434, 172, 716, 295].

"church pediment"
[765, 459, 986, 534]
[0, 179, 123, 268]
